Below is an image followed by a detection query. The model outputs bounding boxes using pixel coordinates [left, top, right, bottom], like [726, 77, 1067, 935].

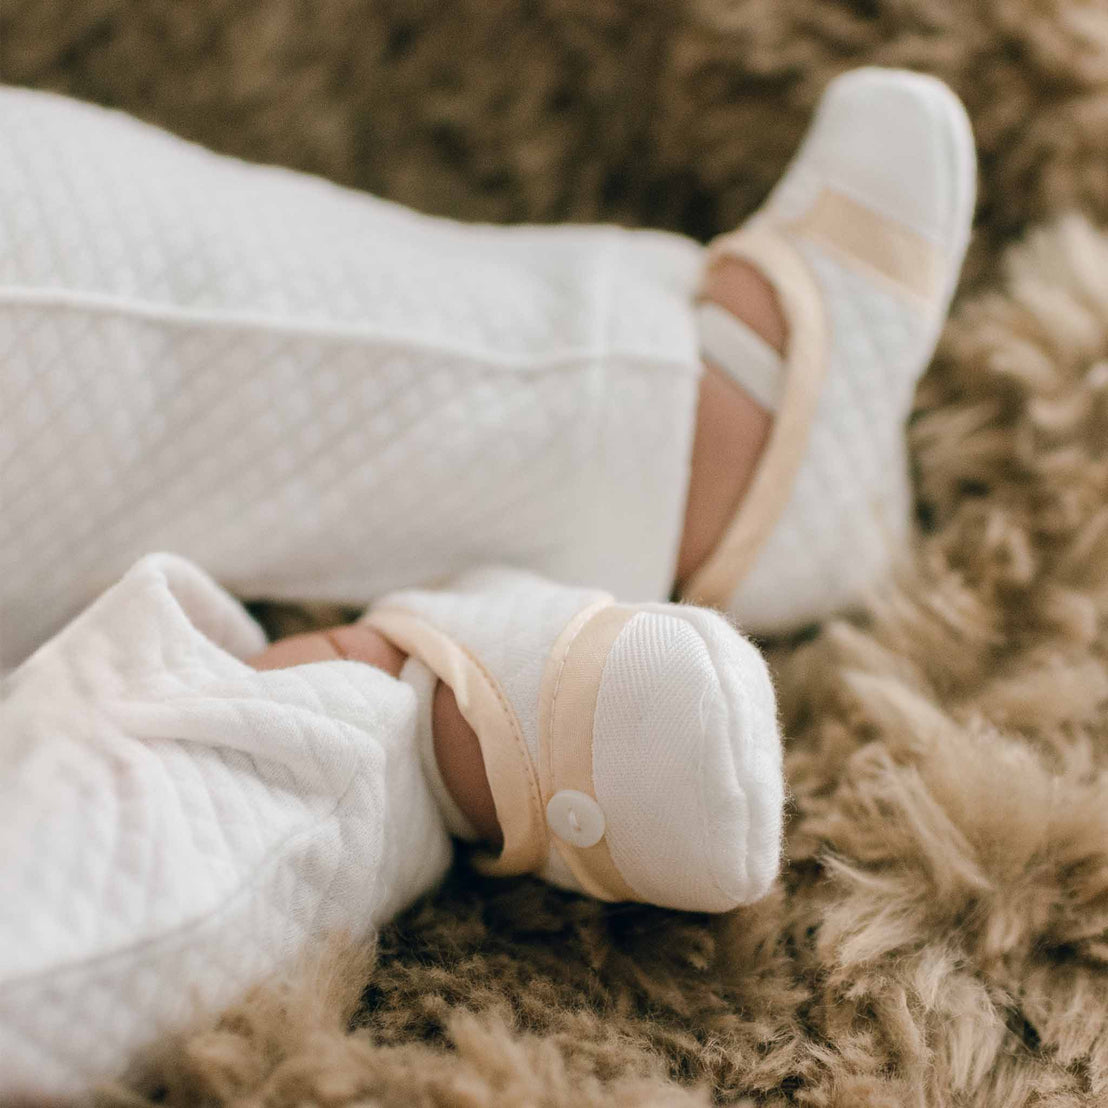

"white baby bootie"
[364, 567, 784, 913]
[684, 67, 977, 633]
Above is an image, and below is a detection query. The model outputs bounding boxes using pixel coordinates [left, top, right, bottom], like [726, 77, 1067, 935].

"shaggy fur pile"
[5, 2, 1108, 1104]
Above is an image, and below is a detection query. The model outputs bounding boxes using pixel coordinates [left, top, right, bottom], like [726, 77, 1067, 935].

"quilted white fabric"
[0, 553, 452, 1101]
[0, 86, 702, 669]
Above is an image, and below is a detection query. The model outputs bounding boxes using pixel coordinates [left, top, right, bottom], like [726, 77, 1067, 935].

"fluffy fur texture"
[6, 1, 1108, 1104]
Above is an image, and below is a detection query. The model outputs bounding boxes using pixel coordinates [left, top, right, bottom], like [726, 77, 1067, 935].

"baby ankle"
[249, 624, 406, 674]
[701, 257, 788, 356]
[431, 679, 502, 847]
[675, 258, 789, 588]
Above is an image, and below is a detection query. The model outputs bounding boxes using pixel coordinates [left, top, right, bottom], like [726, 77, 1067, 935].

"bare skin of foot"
[251, 257, 787, 849]
[675, 258, 787, 588]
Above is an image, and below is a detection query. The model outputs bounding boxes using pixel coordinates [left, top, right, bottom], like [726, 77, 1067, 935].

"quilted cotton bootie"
[364, 567, 784, 913]
[684, 67, 977, 633]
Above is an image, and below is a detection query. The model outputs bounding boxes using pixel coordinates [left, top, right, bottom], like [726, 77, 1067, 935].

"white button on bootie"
[365, 566, 784, 913]
[685, 67, 977, 633]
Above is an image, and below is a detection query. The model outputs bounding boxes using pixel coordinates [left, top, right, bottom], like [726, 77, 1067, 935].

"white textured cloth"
[0, 86, 702, 669]
[0, 553, 452, 1101]
[367, 567, 784, 912]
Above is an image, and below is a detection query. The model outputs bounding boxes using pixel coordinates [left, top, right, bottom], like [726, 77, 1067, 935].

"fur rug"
[6, 2, 1108, 1103]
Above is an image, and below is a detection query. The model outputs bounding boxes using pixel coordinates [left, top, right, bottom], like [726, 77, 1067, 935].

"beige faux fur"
[6, 2, 1108, 1104]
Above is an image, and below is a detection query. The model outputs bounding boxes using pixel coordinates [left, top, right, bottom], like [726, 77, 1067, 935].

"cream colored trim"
[537, 602, 639, 903]
[365, 607, 547, 876]
[683, 225, 829, 609]
[536, 598, 612, 792]
[791, 188, 941, 302]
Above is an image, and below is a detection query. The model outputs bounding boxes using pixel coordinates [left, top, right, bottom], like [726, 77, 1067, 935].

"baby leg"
[1, 69, 976, 669]
[0, 87, 705, 666]
[0, 554, 452, 1100]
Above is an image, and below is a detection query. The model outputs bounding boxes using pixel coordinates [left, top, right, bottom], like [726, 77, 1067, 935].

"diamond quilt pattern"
[731, 241, 930, 629]
[0, 86, 701, 668]
[372, 566, 609, 763]
[0, 554, 452, 1099]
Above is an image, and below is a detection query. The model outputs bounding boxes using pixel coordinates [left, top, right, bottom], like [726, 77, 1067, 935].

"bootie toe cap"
[592, 606, 783, 913]
[772, 66, 976, 262]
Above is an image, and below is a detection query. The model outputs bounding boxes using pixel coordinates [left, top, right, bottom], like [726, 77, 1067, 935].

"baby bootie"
[684, 67, 977, 632]
[364, 566, 783, 913]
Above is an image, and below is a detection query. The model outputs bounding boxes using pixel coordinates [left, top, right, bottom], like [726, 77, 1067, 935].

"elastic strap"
[696, 300, 783, 412]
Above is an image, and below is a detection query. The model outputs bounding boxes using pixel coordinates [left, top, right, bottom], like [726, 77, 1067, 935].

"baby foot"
[364, 566, 784, 913]
[250, 623, 407, 676]
[250, 622, 500, 843]
[681, 67, 977, 632]
[676, 262, 783, 586]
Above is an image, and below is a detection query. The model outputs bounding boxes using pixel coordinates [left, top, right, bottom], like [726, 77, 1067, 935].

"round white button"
[546, 790, 606, 848]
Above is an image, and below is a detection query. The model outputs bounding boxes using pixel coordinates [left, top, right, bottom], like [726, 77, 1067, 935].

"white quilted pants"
[0, 87, 703, 668]
[0, 553, 453, 1100]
